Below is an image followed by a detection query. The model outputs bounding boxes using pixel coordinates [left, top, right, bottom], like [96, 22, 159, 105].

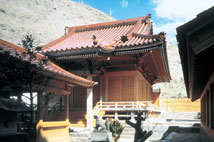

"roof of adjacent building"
[176, 6, 214, 101]
[0, 39, 96, 88]
[43, 15, 166, 54]
[0, 97, 30, 112]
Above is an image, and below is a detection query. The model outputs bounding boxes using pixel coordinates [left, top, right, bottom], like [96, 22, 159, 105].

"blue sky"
[73, 0, 214, 45]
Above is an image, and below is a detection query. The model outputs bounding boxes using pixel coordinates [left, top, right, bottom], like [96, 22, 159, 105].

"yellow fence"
[160, 98, 200, 112]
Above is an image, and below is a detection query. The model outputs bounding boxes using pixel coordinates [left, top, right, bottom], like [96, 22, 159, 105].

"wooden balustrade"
[93, 101, 160, 117]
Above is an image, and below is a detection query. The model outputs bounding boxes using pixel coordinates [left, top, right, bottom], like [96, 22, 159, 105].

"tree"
[126, 112, 152, 142]
[0, 35, 51, 141]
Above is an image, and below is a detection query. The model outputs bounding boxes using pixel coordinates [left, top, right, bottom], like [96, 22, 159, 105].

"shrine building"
[42, 14, 171, 127]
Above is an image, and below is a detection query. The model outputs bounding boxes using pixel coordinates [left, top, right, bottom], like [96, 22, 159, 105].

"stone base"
[89, 130, 113, 142]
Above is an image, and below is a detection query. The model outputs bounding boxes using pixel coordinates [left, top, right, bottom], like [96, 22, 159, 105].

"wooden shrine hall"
[42, 14, 171, 127]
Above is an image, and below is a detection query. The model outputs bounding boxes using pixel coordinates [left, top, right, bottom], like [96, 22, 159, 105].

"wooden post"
[65, 94, 69, 122]
[36, 92, 44, 142]
[44, 101, 48, 121]
[87, 75, 93, 128]
[115, 111, 118, 119]
[69, 87, 74, 110]
[65, 94, 69, 137]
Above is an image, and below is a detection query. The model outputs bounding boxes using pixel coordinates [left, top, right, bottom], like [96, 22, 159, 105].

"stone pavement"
[69, 112, 201, 142]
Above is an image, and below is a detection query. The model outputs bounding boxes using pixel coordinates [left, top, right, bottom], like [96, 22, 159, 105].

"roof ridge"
[68, 16, 148, 33]
[132, 32, 165, 39]
[75, 21, 137, 33]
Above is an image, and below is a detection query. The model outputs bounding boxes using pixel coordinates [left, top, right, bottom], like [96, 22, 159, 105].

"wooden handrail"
[92, 101, 160, 116]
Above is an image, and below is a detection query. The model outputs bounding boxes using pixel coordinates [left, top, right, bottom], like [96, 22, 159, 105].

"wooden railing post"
[115, 111, 118, 119]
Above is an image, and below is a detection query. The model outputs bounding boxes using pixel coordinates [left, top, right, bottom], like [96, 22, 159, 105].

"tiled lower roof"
[0, 39, 96, 88]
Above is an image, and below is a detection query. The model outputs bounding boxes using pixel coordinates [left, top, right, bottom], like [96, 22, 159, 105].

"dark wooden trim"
[201, 123, 214, 139]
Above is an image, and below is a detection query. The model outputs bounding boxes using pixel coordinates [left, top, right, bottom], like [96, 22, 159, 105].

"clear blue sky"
[73, 0, 163, 23]
[73, 0, 214, 44]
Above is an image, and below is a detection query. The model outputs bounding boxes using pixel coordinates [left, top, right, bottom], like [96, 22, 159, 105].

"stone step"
[69, 127, 86, 132]
[119, 134, 134, 139]
[70, 137, 89, 142]
[69, 131, 90, 142]
[118, 138, 134, 142]
[121, 131, 135, 135]
[69, 132, 90, 137]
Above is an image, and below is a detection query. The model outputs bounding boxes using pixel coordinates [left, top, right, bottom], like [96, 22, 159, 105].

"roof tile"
[43, 15, 165, 53]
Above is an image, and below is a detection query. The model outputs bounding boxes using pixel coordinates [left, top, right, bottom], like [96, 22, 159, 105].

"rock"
[0, 0, 114, 46]
[0, 0, 187, 99]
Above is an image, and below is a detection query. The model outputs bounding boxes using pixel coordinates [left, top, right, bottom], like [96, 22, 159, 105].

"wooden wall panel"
[121, 76, 134, 101]
[100, 75, 105, 101]
[73, 86, 86, 109]
[148, 87, 152, 101]
[108, 76, 120, 101]
[135, 71, 152, 102]
[104, 71, 153, 102]
[137, 77, 143, 101]
[142, 81, 145, 101]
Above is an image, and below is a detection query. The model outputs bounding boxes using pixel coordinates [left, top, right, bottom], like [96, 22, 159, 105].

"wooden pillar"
[65, 94, 69, 122]
[36, 92, 44, 142]
[87, 75, 93, 128]
[65, 94, 70, 137]
[69, 87, 74, 110]
[44, 102, 48, 121]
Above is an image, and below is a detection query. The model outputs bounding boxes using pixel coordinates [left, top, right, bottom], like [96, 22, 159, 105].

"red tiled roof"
[43, 15, 165, 53]
[0, 39, 96, 88]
